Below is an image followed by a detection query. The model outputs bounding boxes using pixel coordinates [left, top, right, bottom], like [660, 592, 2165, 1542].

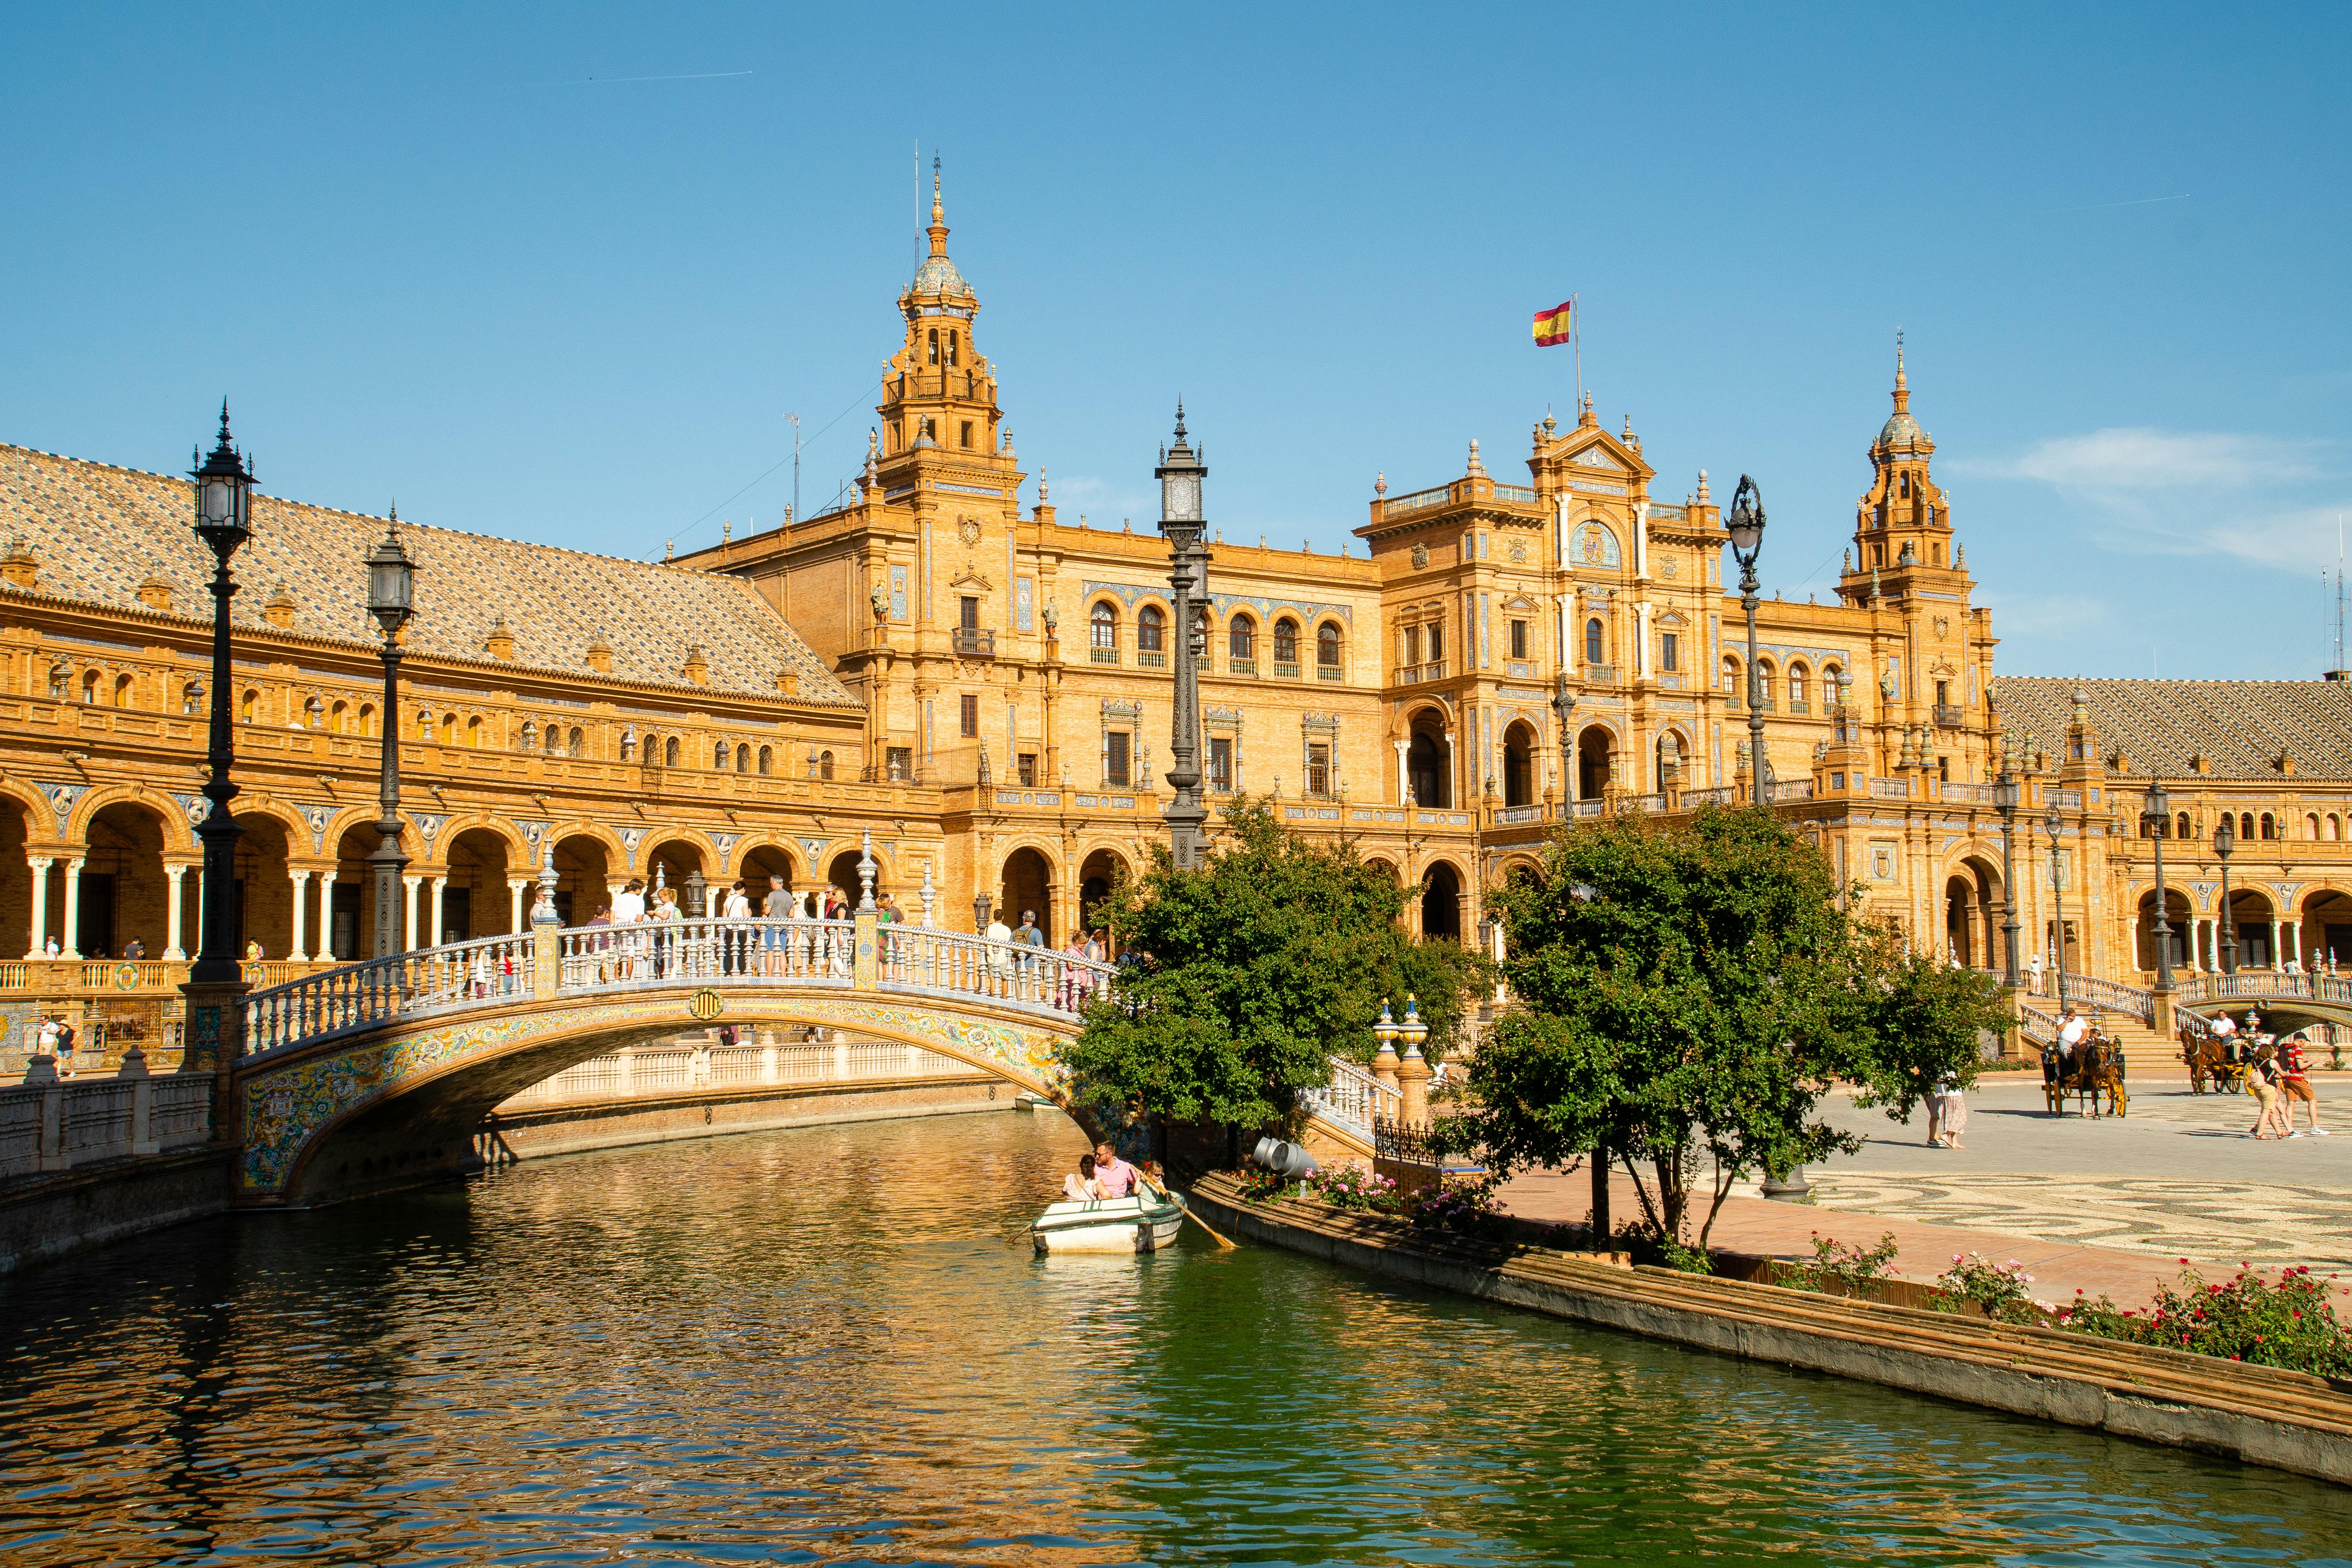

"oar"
[1142, 1171, 1236, 1249]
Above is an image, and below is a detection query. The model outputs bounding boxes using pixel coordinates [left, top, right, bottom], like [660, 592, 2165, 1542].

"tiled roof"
[1989, 675, 2352, 781]
[0, 443, 855, 706]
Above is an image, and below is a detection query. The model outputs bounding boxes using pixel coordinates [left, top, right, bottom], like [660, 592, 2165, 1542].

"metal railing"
[1303, 1056, 1403, 1140]
[952, 628, 996, 656]
[240, 919, 1121, 1063]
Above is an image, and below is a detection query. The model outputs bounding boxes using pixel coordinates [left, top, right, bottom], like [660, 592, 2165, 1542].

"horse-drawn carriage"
[2040, 1016, 2127, 1118]
[2179, 1017, 2248, 1095]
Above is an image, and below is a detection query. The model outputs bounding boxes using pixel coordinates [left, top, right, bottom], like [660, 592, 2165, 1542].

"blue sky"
[5, 3, 2346, 679]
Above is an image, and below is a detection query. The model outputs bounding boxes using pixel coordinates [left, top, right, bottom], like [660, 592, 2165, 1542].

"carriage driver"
[2210, 1007, 2241, 1063]
[2047, 1006, 2090, 1084]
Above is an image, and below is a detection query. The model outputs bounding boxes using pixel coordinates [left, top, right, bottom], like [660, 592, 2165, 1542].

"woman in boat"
[1061, 1154, 1106, 1203]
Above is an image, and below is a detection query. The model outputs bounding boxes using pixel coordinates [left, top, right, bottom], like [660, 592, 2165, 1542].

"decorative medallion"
[1508, 539, 1528, 564]
[1933, 615, 1951, 640]
[957, 517, 982, 546]
[1411, 543, 1429, 571]
[1660, 558, 1679, 579]
[689, 988, 724, 1020]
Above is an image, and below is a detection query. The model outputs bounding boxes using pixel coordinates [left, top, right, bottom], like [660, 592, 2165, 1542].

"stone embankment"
[1188, 1173, 2352, 1488]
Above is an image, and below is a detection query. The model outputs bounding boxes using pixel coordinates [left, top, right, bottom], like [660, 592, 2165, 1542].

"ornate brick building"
[0, 174, 2340, 1066]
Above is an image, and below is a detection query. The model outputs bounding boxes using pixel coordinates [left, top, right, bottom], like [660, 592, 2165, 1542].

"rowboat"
[1030, 1190, 1187, 1254]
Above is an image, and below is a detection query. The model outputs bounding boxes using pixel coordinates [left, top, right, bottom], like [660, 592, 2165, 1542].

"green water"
[2, 1109, 2346, 1566]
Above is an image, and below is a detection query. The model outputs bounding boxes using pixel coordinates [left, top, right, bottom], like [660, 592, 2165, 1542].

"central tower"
[877, 162, 1004, 466]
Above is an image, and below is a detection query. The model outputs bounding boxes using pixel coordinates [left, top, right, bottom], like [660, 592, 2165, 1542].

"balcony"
[1933, 703, 1964, 728]
[1273, 661, 1302, 680]
[1788, 699, 1810, 715]
[952, 628, 996, 657]
[1137, 650, 1167, 668]
[1316, 664, 1343, 682]
[1089, 645, 1119, 665]
[1583, 665, 1619, 686]
[1227, 657, 1258, 677]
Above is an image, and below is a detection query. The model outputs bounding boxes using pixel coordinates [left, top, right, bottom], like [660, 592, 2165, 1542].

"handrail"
[1304, 1056, 1404, 1138]
[2174, 972, 2352, 1006]
[2055, 970, 2154, 1025]
[240, 918, 1121, 1062]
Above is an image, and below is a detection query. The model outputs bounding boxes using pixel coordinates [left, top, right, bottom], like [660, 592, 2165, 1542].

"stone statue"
[870, 582, 891, 623]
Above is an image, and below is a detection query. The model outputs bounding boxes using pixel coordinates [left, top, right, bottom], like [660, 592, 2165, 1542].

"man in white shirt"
[985, 911, 1014, 995]
[2025, 952, 2045, 995]
[2048, 1006, 2088, 1085]
[610, 878, 647, 977]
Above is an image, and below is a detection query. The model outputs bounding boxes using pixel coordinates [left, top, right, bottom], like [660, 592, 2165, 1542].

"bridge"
[231, 903, 1119, 1205]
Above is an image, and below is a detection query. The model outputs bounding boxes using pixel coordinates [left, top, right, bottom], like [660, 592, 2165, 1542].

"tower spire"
[927, 155, 949, 258]
[1893, 327, 1908, 412]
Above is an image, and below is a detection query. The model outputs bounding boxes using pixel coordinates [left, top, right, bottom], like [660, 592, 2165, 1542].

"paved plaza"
[1803, 1076, 2352, 1278]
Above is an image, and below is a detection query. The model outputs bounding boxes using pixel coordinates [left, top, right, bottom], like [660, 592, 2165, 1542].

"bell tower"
[877, 161, 1005, 472]
[1838, 334, 1964, 605]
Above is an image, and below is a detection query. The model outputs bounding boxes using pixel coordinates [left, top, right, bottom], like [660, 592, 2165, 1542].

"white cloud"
[1975, 591, 2117, 641]
[2201, 505, 2352, 572]
[1959, 428, 2324, 490]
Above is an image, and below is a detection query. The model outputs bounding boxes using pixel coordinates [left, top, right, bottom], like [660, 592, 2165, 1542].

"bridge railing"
[2173, 972, 2352, 1008]
[1302, 1056, 1405, 1141]
[2056, 971, 2155, 1025]
[241, 918, 1124, 1063]
[246, 932, 539, 1055]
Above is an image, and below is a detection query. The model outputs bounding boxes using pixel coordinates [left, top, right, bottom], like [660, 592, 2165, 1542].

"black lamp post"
[1158, 406, 1211, 869]
[365, 517, 417, 959]
[189, 405, 254, 986]
[1992, 734, 2022, 989]
[972, 890, 991, 934]
[2214, 813, 2237, 977]
[2142, 779, 2175, 990]
[1726, 476, 1767, 807]
[2045, 801, 2068, 1005]
[1551, 674, 1576, 807]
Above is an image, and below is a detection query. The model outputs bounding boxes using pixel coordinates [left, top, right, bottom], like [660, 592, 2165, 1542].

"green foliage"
[1405, 1174, 1512, 1239]
[1063, 800, 1484, 1131]
[1300, 1164, 1402, 1209]
[1782, 1230, 1904, 1300]
[1933, 1252, 2042, 1324]
[2056, 1263, 2352, 1375]
[1848, 931, 2012, 1125]
[1449, 805, 1872, 1249]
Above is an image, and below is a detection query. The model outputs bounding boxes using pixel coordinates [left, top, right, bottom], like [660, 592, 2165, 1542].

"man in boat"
[1092, 1140, 1139, 1198]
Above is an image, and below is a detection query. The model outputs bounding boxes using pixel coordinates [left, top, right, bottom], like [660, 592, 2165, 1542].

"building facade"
[0, 175, 2343, 1067]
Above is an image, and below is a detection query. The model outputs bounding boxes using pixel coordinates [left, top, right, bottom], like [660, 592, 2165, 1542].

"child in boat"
[1062, 1155, 1108, 1202]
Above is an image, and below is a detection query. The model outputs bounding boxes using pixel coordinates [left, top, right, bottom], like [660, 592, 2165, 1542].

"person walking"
[2276, 1032, 2329, 1136]
[1933, 1070, 1968, 1149]
[52, 1017, 76, 1079]
[2025, 950, 2045, 996]
[2247, 1050, 2290, 1139]
[985, 909, 1014, 997]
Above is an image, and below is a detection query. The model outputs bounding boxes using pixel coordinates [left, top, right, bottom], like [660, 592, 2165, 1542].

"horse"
[2044, 1030, 2128, 1118]
[2180, 1021, 2231, 1095]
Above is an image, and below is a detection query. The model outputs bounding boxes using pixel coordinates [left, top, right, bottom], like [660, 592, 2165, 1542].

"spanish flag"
[1532, 299, 1574, 348]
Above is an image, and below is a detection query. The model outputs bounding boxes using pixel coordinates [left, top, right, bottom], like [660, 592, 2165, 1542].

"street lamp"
[2142, 779, 2175, 991]
[972, 890, 992, 933]
[1992, 734, 2022, 988]
[189, 404, 254, 987]
[1551, 674, 1577, 809]
[1726, 476, 1767, 807]
[2214, 812, 2237, 977]
[365, 516, 417, 958]
[1158, 406, 1210, 869]
[2045, 800, 2067, 1006]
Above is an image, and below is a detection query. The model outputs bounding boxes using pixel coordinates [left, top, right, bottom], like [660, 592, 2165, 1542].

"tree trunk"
[1589, 1146, 1611, 1246]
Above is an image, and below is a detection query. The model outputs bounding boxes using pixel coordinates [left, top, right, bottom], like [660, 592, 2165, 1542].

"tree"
[1446, 805, 1878, 1251]
[1847, 928, 2011, 1127]
[1064, 800, 1482, 1136]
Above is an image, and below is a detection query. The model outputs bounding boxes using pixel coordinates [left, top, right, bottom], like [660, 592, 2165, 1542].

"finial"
[1038, 465, 1048, 503]
[1173, 399, 1187, 440]
[1466, 438, 1485, 475]
[1896, 326, 1906, 388]
[722, 519, 732, 543]
[1375, 471, 1387, 497]
[664, 539, 674, 562]
[1696, 468, 1709, 501]
[857, 829, 878, 914]
[931, 155, 943, 223]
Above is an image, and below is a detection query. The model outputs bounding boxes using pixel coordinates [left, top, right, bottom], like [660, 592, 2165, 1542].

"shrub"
[1402, 1174, 1511, 1238]
[1935, 1252, 2042, 1324]
[1782, 1231, 1903, 1300]
[2055, 1261, 2352, 1377]
[1236, 1167, 1290, 1204]
[1299, 1164, 1400, 1211]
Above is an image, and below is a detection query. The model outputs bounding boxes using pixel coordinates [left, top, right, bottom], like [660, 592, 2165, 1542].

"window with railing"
[1306, 742, 1331, 798]
[1317, 622, 1342, 680]
[1137, 605, 1166, 667]
[1208, 736, 1233, 792]
[1090, 601, 1119, 664]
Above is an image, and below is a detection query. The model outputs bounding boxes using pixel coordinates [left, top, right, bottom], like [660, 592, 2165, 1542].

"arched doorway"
[552, 833, 613, 928]
[2134, 888, 2194, 973]
[1654, 730, 1685, 792]
[444, 827, 514, 941]
[80, 801, 170, 960]
[1501, 722, 1536, 807]
[824, 849, 882, 912]
[330, 824, 387, 958]
[1078, 848, 1127, 941]
[1406, 713, 1450, 808]
[2297, 890, 2352, 973]
[231, 813, 294, 960]
[1943, 875, 1976, 967]
[739, 844, 797, 913]
[1420, 861, 1463, 941]
[1577, 724, 1615, 801]
[999, 847, 1054, 939]
[2224, 888, 2275, 970]
[645, 838, 705, 915]
[1944, 856, 2003, 970]
[0, 795, 34, 958]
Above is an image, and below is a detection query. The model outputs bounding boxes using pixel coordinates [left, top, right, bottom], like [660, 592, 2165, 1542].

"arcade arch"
[998, 846, 1055, 938]
[1576, 723, 1615, 801]
[1405, 709, 1451, 808]
[1502, 721, 1537, 807]
[1078, 847, 1128, 940]
[1420, 860, 1464, 941]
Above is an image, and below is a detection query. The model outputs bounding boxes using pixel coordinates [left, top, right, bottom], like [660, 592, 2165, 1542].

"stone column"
[1443, 731, 1457, 810]
[162, 863, 188, 960]
[507, 879, 527, 934]
[24, 855, 50, 959]
[402, 875, 422, 951]
[1394, 739, 1408, 805]
[287, 869, 313, 963]
[313, 870, 336, 961]
[428, 877, 448, 948]
[60, 856, 84, 960]
[2271, 918, 2283, 970]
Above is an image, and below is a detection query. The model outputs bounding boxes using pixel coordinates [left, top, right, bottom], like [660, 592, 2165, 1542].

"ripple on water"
[1, 1112, 2349, 1567]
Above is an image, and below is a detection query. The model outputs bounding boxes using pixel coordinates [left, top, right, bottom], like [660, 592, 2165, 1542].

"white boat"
[1030, 1191, 1187, 1254]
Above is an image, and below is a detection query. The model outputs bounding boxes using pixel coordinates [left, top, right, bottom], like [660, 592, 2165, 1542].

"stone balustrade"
[0, 1054, 214, 1180]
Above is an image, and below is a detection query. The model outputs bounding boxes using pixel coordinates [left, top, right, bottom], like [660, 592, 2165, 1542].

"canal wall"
[483, 1075, 1013, 1163]
[1188, 1173, 2352, 1488]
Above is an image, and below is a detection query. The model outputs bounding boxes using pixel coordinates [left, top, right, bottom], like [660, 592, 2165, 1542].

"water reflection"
[1, 1112, 2348, 1566]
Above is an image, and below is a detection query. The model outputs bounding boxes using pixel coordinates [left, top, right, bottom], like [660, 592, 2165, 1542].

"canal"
[3, 1111, 2348, 1566]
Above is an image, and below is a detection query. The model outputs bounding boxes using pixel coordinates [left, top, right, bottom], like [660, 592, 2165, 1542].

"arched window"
[1090, 601, 1119, 654]
[1585, 618, 1604, 664]
[664, 735, 681, 767]
[1317, 622, 1341, 669]
[1229, 616, 1256, 661]
[948, 330, 960, 367]
[358, 703, 375, 736]
[48, 663, 68, 698]
[714, 740, 729, 770]
[1822, 664, 1843, 704]
[2239, 812, 2254, 839]
[1137, 604, 1165, 654]
[517, 719, 536, 751]
[2260, 813, 2275, 840]
[1722, 656, 1741, 700]
[620, 728, 636, 762]
[1273, 617, 1299, 664]
[304, 696, 324, 729]
[2175, 811, 2191, 839]
[114, 673, 135, 709]
[2330, 814, 2343, 843]
[544, 721, 560, 755]
[927, 327, 939, 365]
[332, 701, 350, 734]
[1788, 664, 1808, 707]
[241, 690, 259, 724]
[820, 750, 835, 781]
[439, 712, 457, 745]
[736, 743, 750, 773]
[81, 670, 100, 704]
[1900, 472, 1911, 499]
[182, 682, 203, 716]
[757, 745, 772, 775]
[466, 715, 483, 748]
[567, 726, 584, 758]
